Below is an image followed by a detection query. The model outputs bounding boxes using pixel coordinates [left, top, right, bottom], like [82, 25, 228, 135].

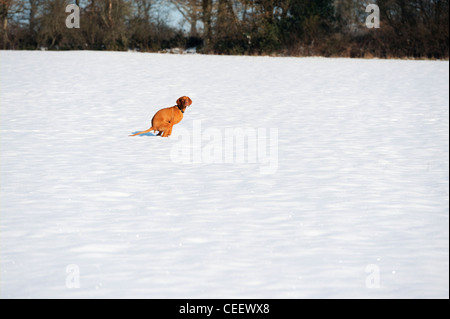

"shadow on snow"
[130, 131, 156, 137]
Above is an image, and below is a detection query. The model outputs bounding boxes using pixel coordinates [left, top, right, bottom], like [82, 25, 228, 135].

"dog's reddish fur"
[130, 96, 192, 137]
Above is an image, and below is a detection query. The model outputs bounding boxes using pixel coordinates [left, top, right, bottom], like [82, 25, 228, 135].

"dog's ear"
[186, 96, 192, 106]
[176, 97, 183, 107]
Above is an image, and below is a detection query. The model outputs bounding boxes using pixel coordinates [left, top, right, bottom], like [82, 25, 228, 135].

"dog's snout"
[183, 97, 192, 106]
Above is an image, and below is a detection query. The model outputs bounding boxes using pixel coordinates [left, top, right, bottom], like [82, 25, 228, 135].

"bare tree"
[90, 0, 131, 50]
[201, 0, 212, 49]
[38, 0, 67, 48]
[0, 0, 24, 49]
[27, 0, 42, 42]
[133, 0, 152, 21]
[167, 0, 201, 35]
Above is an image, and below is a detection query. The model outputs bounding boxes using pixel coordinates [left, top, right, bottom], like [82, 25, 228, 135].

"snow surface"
[0, 51, 448, 298]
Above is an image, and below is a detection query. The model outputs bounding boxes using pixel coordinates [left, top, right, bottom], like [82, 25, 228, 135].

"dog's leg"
[162, 124, 173, 137]
[166, 125, 173, 137]
[154, 123, 171, 137]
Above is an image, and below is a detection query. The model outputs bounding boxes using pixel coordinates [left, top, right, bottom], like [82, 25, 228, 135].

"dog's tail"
[129, 127, 154, 137]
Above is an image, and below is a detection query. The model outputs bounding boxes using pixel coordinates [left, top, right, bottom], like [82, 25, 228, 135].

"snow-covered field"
[0, 51, 448, 298]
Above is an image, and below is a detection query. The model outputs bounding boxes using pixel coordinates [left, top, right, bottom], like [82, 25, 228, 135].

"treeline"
[1, 0, 448, 58]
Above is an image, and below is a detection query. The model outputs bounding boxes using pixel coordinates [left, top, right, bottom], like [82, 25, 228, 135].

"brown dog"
[130, 96, 192, 137]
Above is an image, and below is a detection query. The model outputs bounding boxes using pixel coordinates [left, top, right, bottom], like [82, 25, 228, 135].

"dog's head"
[176, 96, 192, 113]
